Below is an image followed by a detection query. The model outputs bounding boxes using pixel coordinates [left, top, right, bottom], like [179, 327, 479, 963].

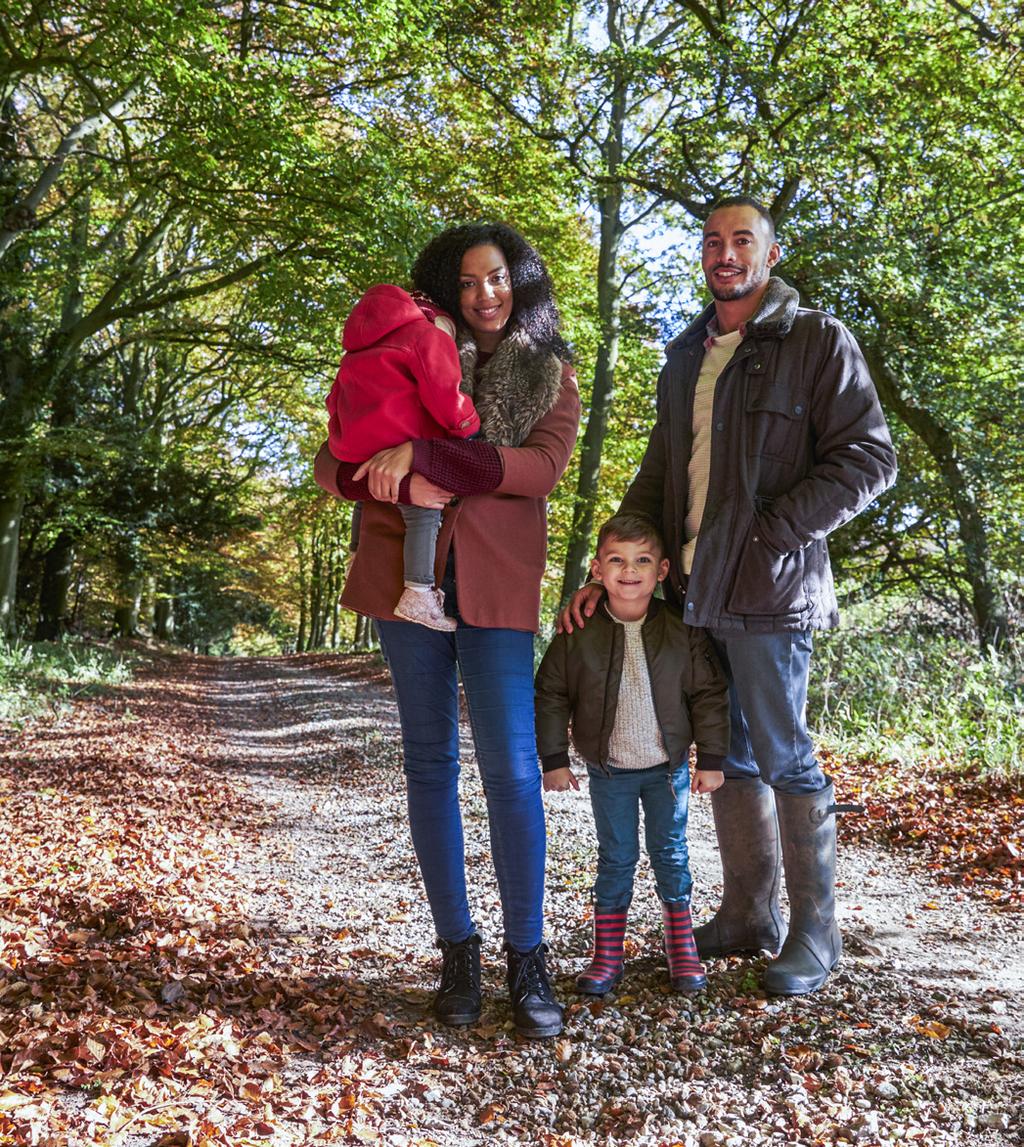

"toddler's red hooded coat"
[326, 284, 480, 462]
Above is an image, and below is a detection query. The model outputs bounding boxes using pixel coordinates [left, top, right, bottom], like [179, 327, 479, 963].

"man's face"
[701, 206, 781, 303]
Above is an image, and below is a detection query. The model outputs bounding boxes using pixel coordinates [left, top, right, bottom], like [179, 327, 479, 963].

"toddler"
[535, 512, 730, 993]
[326, 284, 480, 631]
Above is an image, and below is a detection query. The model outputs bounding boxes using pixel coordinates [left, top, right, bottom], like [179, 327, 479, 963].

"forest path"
[207, 651, 1023, 1146]
[2, 649, 1021, 1147]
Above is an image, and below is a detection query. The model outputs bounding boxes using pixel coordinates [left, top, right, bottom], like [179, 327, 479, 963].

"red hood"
[342, 285, 424, 352]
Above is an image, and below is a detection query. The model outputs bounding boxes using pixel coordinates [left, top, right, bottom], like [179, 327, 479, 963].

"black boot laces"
[440, 940, 478, 993]
[510, 945, 553, 1003]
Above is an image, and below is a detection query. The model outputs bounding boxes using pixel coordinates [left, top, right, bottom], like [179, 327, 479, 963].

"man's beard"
[708, 265, 768, 302]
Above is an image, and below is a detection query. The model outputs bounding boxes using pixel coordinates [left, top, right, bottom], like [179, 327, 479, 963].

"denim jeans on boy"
[586, 761, 692, 909]
[397, 504, 442, 587]
[375, 619, 545, 950]
[708, 629, 827, 796]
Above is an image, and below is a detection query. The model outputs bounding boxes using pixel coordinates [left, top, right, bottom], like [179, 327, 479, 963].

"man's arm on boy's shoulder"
[686, 626, 730, 768]
[534, 633, 574, 773]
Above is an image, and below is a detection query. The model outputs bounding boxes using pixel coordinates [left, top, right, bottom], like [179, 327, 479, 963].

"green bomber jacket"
[534, 598, 730, 774]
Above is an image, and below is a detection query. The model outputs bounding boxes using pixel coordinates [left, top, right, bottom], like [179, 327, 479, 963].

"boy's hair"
[595, 512, 666, 559]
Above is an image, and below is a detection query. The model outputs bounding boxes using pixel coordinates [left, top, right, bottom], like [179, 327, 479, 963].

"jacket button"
[715, 421, 725, 432]
[794, 404, 804, 415]
[686, 601, 695, 611]
[753, 535, 760, 542]
[752, 360, 763, 370]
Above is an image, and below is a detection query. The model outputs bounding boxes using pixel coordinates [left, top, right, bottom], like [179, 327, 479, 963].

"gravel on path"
[207, 651, 1023, 1147]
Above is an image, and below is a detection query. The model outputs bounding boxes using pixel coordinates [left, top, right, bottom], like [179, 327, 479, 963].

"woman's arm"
[314, 441, 415, 503]
[493, 373, 581, 498]
[409, 437, 505, 495]
[314, 441, 449, 507]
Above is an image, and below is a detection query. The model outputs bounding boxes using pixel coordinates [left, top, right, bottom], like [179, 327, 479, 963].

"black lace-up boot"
[504, 941, 562, 1039]
[433, 933, 481, 1025]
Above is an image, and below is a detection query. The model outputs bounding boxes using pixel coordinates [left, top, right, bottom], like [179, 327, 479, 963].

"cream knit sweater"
[605, 609, 669, 770]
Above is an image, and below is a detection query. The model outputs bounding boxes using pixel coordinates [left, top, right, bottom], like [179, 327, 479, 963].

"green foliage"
[809, 606, 1023, 776]
[0, 639, 134, 726]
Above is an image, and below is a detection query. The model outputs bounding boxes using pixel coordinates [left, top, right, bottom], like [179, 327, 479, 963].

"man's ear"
[767, 241, 782, 269]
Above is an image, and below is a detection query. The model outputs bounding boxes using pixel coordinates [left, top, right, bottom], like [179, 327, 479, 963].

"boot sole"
[393, 607, 457, 632]
[764, 956, 840, 996]
[516, 1021, 563, 1039]
[575, 974, 623, 996]
[434, 1008, 482, 1026]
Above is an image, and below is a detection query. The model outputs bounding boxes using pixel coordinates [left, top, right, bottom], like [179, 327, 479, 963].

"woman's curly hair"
[411, 222, 572, 363]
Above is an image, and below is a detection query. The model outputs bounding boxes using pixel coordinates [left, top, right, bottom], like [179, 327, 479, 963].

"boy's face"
[591, 536, 669, 611]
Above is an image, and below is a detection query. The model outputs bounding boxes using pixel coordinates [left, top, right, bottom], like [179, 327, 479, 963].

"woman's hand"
[353, 441, 415, 503]
[409, 474, 453, 509]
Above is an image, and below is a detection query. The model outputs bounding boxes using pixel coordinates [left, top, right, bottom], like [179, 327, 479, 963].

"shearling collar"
[667, 276, 800, 352]
[458, 327, 563, 446]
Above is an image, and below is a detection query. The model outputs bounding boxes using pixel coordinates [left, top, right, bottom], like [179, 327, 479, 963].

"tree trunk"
[34, 529, 76, 640]
[558, 222, 621, 602]
[865, 347, 1010, 649]
[154, 581, 175, 641]
[354, 612, 374, 651]
[558, 43, 626, 605]
[0, 491, 24, 641]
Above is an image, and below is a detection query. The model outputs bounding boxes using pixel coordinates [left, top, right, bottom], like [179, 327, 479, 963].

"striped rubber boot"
[662, 900, 707, 993]
[575, 906, 627, 995]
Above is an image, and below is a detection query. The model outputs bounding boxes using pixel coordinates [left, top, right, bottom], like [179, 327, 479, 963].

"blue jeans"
[586, 762, 692, 909]
[708, 629, 827, 795]
[375, 620, 545, 950]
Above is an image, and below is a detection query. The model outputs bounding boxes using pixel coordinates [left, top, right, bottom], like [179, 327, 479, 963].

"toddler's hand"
[692, 769, 724, 794]
[543, 767, 580, 793]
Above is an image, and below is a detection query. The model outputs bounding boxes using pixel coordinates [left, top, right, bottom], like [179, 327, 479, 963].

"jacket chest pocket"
[744, 377, 806, 465]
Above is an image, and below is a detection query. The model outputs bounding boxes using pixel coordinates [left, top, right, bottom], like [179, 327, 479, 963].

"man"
[562, 197, 896, 995]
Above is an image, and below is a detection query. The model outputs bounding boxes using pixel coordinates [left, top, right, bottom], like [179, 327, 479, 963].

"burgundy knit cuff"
[336, 462, 413, 504]
[411, 438, 504, 495]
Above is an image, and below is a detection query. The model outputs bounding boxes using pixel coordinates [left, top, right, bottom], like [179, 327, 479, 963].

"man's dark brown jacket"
[620, 278, 897, 632]
[534, 599, 730, 774]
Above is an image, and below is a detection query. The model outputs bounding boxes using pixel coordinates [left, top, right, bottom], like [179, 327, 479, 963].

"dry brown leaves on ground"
[0, 649, 1020, 1145]
[827, 750, 1024, 909]
[0, 657, 376, 1146]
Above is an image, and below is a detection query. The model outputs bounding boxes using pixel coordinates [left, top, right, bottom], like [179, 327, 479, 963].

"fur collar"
[667, 276, 800, 352]
[458, 327, 564, 446]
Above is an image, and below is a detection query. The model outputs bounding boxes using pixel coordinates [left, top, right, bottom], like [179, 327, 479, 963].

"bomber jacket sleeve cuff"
[541, 752, 572, 773]
[695, 751, 725, 772]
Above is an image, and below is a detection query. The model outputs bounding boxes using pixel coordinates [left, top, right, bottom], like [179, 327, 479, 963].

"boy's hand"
[543, 767, 580, 793]
[692, 769, 724, 794]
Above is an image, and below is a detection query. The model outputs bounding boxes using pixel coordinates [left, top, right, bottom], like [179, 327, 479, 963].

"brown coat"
[621, 277, 897, 632]
[339, 363, 580, 632]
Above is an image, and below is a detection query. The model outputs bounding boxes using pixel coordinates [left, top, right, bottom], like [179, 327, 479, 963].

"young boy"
[325, 284, 480, 632]
[535, 512, 730, 994]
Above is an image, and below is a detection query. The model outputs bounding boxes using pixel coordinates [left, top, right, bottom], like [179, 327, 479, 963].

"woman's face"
[458, 243, 513, 352]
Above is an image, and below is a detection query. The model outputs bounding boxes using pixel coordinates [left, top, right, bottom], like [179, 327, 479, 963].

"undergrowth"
[809, 617, 1022, 776]
[0, 639, 134, 727]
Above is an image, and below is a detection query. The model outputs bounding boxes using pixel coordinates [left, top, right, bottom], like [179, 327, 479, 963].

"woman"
[315, 223, 580, 1038]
